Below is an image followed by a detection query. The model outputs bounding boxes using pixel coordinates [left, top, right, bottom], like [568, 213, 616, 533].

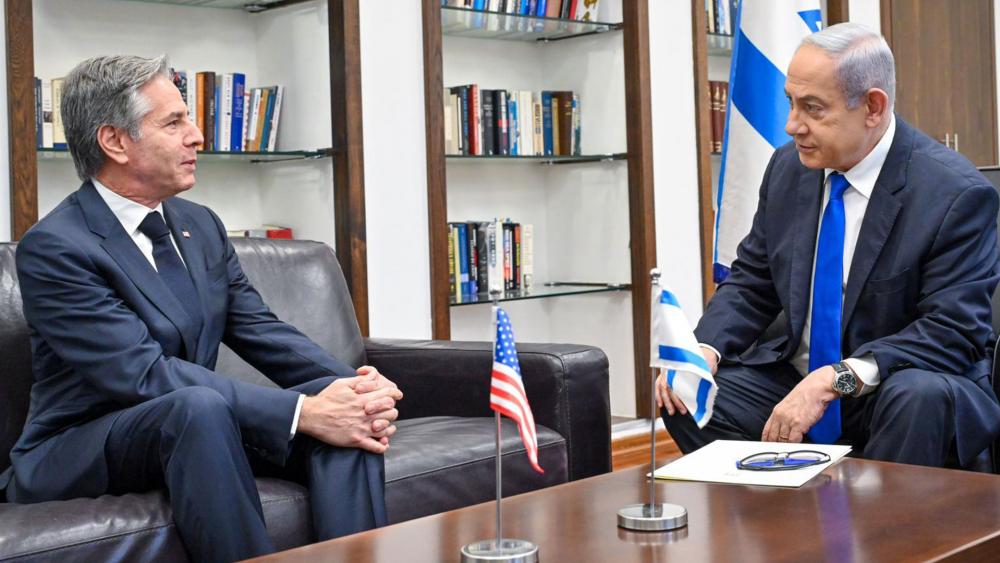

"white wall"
[359, 0, 432, 340]
[848, 0, 881, 32]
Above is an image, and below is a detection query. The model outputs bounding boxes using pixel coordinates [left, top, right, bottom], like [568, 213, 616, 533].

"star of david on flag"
[490, 307, 543, 474]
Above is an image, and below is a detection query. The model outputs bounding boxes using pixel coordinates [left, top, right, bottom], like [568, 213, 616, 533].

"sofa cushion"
[385, 417, 568, 524]
[0, 478, 310, 562]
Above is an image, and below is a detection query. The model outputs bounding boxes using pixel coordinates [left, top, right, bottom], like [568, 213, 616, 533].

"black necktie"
[137, 211, 203, 326]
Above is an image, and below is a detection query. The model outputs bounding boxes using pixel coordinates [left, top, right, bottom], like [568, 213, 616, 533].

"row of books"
[169, 69, 285, 153]
[449, 219, 534, 301]
[444, 86, 581, 157]
[226, 225, 294, 239]
[709, 80, 729, 154]
[34, 78, 65, 149]
[443, 0, 601, 21]
[706, 0, 739, 36]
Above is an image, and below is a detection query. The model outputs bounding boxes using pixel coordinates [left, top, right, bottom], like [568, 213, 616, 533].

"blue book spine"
[230, 73, 245, 152]
[541, 91, 553, 156]
[473, 0, 486, 9]
[458, 223, 470, 295]
[535, 0, 547, 16]
[509, 96, 518, 155]
[519, 0, 531, 15]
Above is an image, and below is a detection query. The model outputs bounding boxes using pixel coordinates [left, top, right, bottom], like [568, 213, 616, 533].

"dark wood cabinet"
[883, 0, 997, 166]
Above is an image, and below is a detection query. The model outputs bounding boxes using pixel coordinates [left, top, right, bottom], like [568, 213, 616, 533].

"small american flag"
[490, 307, 543, 474]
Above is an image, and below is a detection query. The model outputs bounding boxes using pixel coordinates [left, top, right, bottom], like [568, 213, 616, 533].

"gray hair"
[800, 22, 895, 110]
[61, 55, 170, 181]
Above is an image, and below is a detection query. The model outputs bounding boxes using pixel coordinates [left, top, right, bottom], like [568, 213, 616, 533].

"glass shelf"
[450, 282, 631, 307]
[446, 152, 626, 164]
[115, 0, 295, 12]
[707, 32, 734, 56]
[37, 147, 334, 163]
[441, 6, 622, 42]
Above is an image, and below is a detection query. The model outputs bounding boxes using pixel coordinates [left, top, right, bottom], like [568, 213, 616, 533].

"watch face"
[834, 370, 857, 395]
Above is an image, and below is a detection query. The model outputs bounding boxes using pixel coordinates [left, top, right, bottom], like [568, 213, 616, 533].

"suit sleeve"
[694, 152, 783, 360]
[16, 228, 301, 463]
[207, 210, 357, 387]
[853, 183, 1000, 379]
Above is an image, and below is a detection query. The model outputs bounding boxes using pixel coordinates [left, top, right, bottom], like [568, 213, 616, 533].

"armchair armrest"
[364, 338, 611, 480]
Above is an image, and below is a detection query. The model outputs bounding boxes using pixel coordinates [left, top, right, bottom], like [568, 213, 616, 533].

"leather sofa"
[0, 239, 611, 561]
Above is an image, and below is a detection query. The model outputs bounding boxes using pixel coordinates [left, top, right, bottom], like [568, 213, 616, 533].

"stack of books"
[34, 78, 66, 149]
[709, 80, 728, 154]
[444, 85, 580, 157]
[448, 219, 534, 302]
[170, 70, 284, 153]
[443, 0, 601, 21]
[226, 225, 294, 239]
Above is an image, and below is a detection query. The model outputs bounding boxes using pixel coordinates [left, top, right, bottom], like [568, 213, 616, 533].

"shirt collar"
[92, 179, 165, 236]
[824, 114, 896, 200]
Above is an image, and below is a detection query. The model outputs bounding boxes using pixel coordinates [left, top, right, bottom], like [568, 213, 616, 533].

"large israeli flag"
[714, 1, 822, 282]
[650, 284, 717, 428]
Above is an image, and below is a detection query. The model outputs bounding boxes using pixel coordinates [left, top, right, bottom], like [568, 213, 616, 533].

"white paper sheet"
[653, 440, 852, 488]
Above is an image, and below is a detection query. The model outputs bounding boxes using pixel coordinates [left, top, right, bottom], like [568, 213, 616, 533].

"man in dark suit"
[0, 55, 402, 562]
[658, 23, 1000, 467]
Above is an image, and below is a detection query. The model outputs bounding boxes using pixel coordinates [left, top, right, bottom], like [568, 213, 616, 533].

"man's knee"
[877, 369, 954, 416]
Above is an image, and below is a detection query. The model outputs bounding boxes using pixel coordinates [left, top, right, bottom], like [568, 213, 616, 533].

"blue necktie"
[807, 172, 850, 444]
[138, 211, 203, 328]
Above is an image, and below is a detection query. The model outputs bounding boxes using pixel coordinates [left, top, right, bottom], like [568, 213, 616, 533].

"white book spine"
[521, 223, 533, 289]
[41, 80, 53, 149]
[443, 91, 454, 154]
[186, 70, 197, 125]
[220, 73, 233, 153]
[247, 88, 261, 146]
[241, 90, 250, 151]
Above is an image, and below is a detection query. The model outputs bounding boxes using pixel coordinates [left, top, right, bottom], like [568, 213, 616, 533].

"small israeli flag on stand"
[650, 284, 717, 428]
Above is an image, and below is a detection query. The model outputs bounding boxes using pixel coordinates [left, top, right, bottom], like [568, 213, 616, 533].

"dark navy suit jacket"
[696, 118, 1000, 463]
[1, 182, 355, 502]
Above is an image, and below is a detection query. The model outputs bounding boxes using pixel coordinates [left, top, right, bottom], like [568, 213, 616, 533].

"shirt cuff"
[699, 343, 721, 364]
[843, 355, 880, 396]
[289, 393, 305, 440]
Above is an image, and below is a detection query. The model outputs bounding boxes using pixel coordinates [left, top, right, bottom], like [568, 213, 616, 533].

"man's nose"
[785, 108, 805, 137]
[188, 121, 205, 148]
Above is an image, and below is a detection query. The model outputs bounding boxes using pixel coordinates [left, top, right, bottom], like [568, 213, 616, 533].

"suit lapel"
[842, 120, 912, 330]
[788, 167, 825, 345]
[78, 182, 199, 359]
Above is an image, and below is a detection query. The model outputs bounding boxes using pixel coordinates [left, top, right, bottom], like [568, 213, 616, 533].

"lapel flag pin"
[181, 230, 191, 238]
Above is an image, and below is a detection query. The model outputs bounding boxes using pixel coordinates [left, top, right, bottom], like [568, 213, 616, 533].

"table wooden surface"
[250, 459, 1000, 562]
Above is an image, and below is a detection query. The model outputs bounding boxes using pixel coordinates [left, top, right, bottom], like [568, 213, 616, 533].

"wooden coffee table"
[250, 459, 1000, 562]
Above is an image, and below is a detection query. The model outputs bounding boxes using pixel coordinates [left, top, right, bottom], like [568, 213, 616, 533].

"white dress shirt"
[703, 115, 896, 395]
[93, 179, 305, 437]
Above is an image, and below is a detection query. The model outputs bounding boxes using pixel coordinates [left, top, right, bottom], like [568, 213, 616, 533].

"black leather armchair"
[0, 239, 611, 561]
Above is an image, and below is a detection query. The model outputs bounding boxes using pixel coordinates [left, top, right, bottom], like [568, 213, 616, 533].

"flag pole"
[461, 286, 538, 563]
[616, 268, 688, 532]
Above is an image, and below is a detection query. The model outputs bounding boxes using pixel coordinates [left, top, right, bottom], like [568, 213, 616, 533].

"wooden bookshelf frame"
[421, 0, 659, 417]
[4, 0, 371, 335]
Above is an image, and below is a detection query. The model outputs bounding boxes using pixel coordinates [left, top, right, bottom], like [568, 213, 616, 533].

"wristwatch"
[831, 362, 859, 397]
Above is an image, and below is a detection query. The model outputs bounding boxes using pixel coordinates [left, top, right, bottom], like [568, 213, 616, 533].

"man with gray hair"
[0, 55, 400, 561]
[657, 23, 1000, 467]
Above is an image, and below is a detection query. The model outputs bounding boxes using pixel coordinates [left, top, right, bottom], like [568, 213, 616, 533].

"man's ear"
[96, 124, 129, 165]
[864, 88, 891, 128]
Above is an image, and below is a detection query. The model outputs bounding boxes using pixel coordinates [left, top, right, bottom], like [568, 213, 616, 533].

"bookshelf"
[4, 0, 372, 333]
[422, 1, 658, 418]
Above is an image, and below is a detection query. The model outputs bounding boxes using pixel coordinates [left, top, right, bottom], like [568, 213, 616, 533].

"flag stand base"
[460, 538, 539, 562]
[617, 503, 688, 532]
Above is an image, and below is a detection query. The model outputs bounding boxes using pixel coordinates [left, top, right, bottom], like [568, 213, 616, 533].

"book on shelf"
[444, 85, 581, 157]
[442, 0, 602, 22]
[447, 219, 534, 299]
[226, 225, 294, 239]
[39, 79, 54, 149]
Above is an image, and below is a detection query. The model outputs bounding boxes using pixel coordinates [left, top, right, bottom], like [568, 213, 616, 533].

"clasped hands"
[297, 366, 403, 454]
[655, 347, 839, 444]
